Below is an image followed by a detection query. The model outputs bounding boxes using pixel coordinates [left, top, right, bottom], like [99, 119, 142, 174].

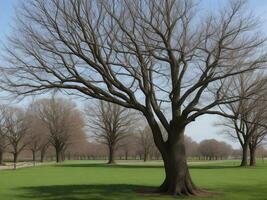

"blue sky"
[0, 0, 267, 148]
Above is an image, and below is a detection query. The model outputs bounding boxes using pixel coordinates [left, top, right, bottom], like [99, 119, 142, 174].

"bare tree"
[118, 135, 138, 160]
[5, 107, 29, 169]
[1, 0, 267, 195]
[86, 101, 134, 164]
[137, 126, 154, 162]
[185, 136, 199, 159]
[199, 139, 232, 160]
[29, 97, 84, 163]
[219, 73, 267, 166]
[25, 113, 50, 165]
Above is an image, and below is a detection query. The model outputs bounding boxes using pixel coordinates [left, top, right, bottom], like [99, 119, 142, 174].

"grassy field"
[0, 160, 266, 200]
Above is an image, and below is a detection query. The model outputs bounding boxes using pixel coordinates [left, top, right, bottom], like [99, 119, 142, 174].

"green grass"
[0, 160, 267, 200]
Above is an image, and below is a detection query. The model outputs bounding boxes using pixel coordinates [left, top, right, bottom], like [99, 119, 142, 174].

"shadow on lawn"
[18, 184, 156, 200]
[18, 183, 267, 200]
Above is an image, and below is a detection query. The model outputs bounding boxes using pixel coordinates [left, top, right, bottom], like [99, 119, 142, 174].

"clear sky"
[0, 0, 267, 148]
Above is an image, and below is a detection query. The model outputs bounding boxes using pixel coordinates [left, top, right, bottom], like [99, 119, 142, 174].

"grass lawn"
[0, 160, 267, 200]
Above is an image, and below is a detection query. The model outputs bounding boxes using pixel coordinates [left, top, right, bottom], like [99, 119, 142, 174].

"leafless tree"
[86, 101, 135, 164]
[219, 73, 267, 166]
[199, 139, 232, 160]
[1, 0, 267, 195]
[25, 112, 50, 165]
[137, 126, 156, 162]
[29, 97, 84, 163]
[5, 107, 29, 169]
[118, 135, 138, 160]
[256, 146, 267, 163]
[185, 136, 199, 159]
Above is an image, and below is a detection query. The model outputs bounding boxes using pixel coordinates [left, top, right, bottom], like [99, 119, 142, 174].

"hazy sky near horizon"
[1, 0, 267, 148]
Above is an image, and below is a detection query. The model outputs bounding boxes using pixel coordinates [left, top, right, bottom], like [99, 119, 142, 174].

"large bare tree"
[29, 98, 84, 163]
[1, 0, 267, 195]
[86, 101, 134, 164]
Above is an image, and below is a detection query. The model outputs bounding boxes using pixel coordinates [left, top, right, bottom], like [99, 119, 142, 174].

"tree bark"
[157, 129, 197, 195]
[0, 151, 3, 165]
[249, 146, 256, 167]
[240, 143, 248, 167]
[107, 145, 115, 164]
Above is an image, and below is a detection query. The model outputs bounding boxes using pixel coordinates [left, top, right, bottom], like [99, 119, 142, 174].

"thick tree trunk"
[158, 130, 197, 195]
[107, 145, 115, 164]
[249, 146, 256, 167]
[0, 151, 3, 165]
[240, 143, 248, 167]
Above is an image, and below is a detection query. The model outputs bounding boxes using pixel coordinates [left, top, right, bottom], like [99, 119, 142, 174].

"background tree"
[256, 146, 267, 163]
[5, 107, 29, 169]
[219, 74, 267, 166]
[118, 135, 138, 160]
[25, 114, 50, 165]
[1, 0, 267, 195]
[137, 126, 154, 162]
[29, 97, 84, 163]
[185, 136, 200, 159]
[199, 139, 232, 160]
[86, 101, 135, 164]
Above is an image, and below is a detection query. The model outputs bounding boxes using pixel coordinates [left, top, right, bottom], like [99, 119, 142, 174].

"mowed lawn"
[0, 160, 267, 200]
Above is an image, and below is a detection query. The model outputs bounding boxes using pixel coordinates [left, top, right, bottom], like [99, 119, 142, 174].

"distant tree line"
[1, 97, 267, 169]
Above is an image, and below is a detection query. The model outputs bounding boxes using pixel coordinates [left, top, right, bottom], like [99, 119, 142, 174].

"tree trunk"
[13, 152, 18, 170]
[158, 129, 197, 195]
[240, 143, 248, 167]
[0, 151, 3, 165]
[32, 150, 36, 166]
[107, 145, 115, 164]
[249, 146, 256, 167]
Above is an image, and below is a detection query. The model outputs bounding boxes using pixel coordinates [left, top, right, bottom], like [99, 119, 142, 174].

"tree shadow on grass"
[18, 184, 159, 200]
[18, 183, 267, 200]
